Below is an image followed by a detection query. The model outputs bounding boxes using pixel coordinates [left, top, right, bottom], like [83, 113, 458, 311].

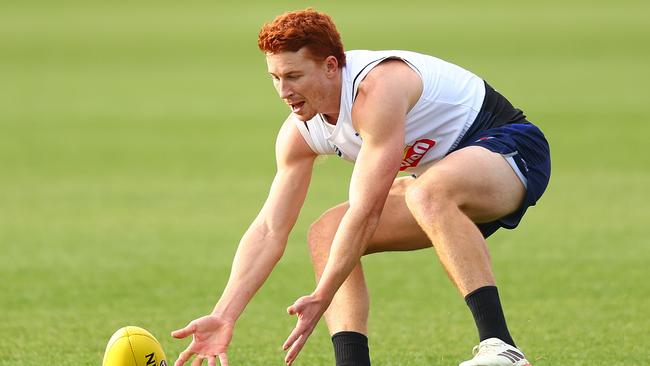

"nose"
[276, 79, 294, 99]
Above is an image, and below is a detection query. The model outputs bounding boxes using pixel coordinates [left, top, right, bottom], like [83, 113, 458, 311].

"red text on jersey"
[400, 139, 436, 171]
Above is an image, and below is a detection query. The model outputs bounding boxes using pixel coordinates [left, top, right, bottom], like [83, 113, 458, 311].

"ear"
[324, 55, 339, 76]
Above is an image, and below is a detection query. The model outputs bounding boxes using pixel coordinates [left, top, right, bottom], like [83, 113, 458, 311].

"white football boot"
[459, 338, 531, 366]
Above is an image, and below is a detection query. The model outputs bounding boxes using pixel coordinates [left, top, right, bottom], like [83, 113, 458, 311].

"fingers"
[287, 305, 296, 315]
[283, 322, 305, 350]
[283, 319, 313, 365]
[284, 334, 305, 366]
[191, 355, 203, 366]
[172, 323, 197, 366]
[180, 354, 225, 366]
[172, 321, 197, 339]
[287, 297, 306, 315]
[194, 354, 227, 366]
[287, 300, 301, 315]
[207, 356, 217, 366]
[176, 353, 224, 366]
[175, 349, 193, 366]
[218, 353, 229, 366]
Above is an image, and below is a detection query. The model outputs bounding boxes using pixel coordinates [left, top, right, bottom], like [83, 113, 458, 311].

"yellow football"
[102, 326, 168, 366]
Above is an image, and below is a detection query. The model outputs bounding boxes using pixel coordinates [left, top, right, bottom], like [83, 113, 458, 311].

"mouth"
[289, 101, 306, 114]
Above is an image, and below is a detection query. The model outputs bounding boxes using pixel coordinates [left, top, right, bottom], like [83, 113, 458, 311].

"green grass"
[1, 0, 649, 364]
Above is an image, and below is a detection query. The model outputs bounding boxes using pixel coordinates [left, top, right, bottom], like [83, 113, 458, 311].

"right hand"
[171, 314, 234, 366]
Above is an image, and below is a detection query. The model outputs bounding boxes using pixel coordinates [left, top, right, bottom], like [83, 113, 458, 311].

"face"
[266, 48, 339, 121]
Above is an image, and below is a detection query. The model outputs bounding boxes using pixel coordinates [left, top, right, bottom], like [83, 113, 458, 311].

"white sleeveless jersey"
[294, 50, 485, 176]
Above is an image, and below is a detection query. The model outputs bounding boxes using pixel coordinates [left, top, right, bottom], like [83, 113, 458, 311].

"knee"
[404, 176, 459, 220]
[307, 218, 327, 257]
[307, 207, 341, 258]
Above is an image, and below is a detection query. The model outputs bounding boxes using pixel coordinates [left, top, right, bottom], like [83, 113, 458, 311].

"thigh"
[414, 145, 526, 223]
[318, 176, 432, 255]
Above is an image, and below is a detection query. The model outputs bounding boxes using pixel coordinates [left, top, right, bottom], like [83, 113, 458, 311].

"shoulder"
[275, 115, 318, 167]
[355, 60, 423, 114]
[364, 58, 419, 82]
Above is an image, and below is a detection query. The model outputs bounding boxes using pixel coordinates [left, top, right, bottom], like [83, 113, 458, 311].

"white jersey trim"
[351, 56, 423, 103]
[292, 115, 335, 155]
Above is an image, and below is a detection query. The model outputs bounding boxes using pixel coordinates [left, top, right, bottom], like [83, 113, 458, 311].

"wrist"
[211, 303, 239, 323]
[314, 260, 353, 304]
[312, 286, 335, 305]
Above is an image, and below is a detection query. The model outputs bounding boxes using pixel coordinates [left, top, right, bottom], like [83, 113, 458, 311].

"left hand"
[171, 314, 234, 366]
[282, 293, 329, 365]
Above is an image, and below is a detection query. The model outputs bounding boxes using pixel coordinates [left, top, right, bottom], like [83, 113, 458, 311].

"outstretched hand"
[282, 294, 329, 365]
[172, 314, 234, 366]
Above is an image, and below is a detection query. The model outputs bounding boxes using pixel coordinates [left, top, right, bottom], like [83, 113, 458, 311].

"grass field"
[1, 0, 649, 365]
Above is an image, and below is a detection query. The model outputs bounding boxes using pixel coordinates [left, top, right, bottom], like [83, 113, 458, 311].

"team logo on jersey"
[400, 139, 435, 171]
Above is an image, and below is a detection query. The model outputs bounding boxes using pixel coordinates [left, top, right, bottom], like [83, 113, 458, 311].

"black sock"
[332, 331, 371, 366]
[465, 286, 516, 348]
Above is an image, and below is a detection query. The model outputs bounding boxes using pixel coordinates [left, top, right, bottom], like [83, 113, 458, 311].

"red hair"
[258, 8, 346, 67]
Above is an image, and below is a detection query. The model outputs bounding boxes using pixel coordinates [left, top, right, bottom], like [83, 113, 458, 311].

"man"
[171, 8, 550, 366]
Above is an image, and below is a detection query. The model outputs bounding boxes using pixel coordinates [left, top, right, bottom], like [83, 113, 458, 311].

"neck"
[320, 69, 342, 124]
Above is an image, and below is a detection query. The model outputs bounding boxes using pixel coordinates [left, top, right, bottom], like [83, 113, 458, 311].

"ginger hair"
[258, 8, 346, 67]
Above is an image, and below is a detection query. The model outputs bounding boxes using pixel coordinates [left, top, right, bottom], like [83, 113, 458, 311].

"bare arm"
[173, 115, 317, 366]
[214, 115, 317, 321]
[313, 60, 423, 302]
[283, 60, 423, 365]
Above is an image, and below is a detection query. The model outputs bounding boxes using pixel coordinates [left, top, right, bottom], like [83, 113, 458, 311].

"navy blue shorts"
[451, 122, 551, 238]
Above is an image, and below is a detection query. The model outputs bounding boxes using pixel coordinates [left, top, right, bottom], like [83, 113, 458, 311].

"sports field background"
[1, 0, 648, 365]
